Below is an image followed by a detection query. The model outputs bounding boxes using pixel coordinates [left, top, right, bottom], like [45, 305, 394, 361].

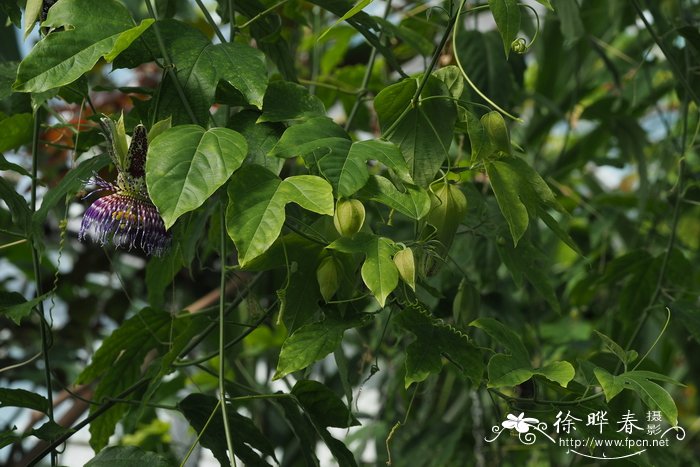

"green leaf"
[327, 233, 400, 307]
[375, 77, 457, 186]
[319, 0, 374, 40]
[396, 305, 484, 387]
[274, 316, 364, 380]
[455, 31, 516, 110]
[552, 0, 584, 44]
[179, 394, 278, 467]
[269, 117, 350, 159]
[433, 66, 464, 100]
[0, 113, 33, 152]
[307, 0, 405, 79]
[121, 20, 268, 124]
[228, 110, 284, 175]
[0, 388, 50, 413]
[259, 80, 326, 122]
[595, 331, 638, 366]
[14, 0, 154, 92]
[487, 355, 574, 388]
[31, 421, 74, 441]
[469, 317, 530, 365]
[0, 152, 30, 176]
[23, 0, 43, 39]
[226, 165, 334, 266]
[593, 367, 625, 402]
[32, 153, 111, 244]
[0, 292, 49, 325]
[360, 236, 400, 307]
[76, 307, 174, 451]
[622, 374, 678, 426]
[0, 177, 31, 234]
[463, 110, 487, 162]
[488, 0, 521, 58]
[276, 398, 320, 466]
[85, 446, 171, 467]
[147, 125, 248, 229]
[179, 41, 268, 110]
[534, 0, 553, 10]
[357, 175, 430, 220]
[537, 361, 575, 387]
[486, 354, 534, 388]
[147, 116, 172, 142]
[338, 139, 412, 197]
[486, 160, 529, 245]
[291, 380, 359, 428]
[496, 237, 560, 313]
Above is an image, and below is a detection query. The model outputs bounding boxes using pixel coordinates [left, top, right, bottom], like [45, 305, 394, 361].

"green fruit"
[426, 182, 467, 251]
[393, 247, 416, 291]
[334, 198, 365, 237]
[316, 256, 340, 302]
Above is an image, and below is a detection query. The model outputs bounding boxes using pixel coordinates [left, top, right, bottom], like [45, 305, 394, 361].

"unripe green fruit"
[426, 183, 467, 251]
[334, 199, 365, 237]
[393, 248, 416, 291]
[316, 256, 340, 302]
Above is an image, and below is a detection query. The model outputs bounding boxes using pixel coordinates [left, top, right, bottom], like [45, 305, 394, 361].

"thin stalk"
[238, 0, 288, 29]
[620, 56, 691, 362]
[176, 272, 263, 357]
[451, 1, 522, 121]
[631, 0, 698, 104]
[174, 299, 276, 367]
[228, 0, 235, 39]
[180, 399, 222, 467]
[309, 7, 322, 95]
[29, 108, 57, 467]
[195, 0, 226, 43]
[345, 0, 392, 131]
[144, 0, 199, 124]
[219, 207, 237, 467]
[0, 239, 27, 250]
[411, 0, 464, 107]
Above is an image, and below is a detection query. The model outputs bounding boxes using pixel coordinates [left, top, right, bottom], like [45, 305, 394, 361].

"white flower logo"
[502, 413, 540, 433]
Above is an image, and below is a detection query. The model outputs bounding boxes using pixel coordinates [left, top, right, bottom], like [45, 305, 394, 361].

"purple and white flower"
[79, 120, 170, 257]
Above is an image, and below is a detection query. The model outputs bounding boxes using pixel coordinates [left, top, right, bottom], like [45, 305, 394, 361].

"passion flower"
[79, 117, 170, 257]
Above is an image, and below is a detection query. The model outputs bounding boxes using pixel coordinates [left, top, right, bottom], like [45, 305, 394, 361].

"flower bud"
[333, 199, 365, 237]
[393, 248, 416, 291]
[426, 183, 467, 252]
[316, 256, 340, 302]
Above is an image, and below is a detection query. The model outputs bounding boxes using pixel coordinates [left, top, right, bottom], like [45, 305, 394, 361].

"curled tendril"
[512, 3, 541, 54]
[511, 38, 528, 54]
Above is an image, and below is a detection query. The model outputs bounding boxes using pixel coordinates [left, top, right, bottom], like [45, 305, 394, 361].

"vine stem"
[451, 1, 522, 122]
[620, 38, 691, 364]
[180, 399, 222, 467]
[29, 107, 57, 467]
[219, 207, 237, 467]
[382, 0, 468, 139]
[411, 0, 466, 107]
[195, 0, 226, 42]
[344, 0, 392, 131]
[144, 0, 199, 125]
